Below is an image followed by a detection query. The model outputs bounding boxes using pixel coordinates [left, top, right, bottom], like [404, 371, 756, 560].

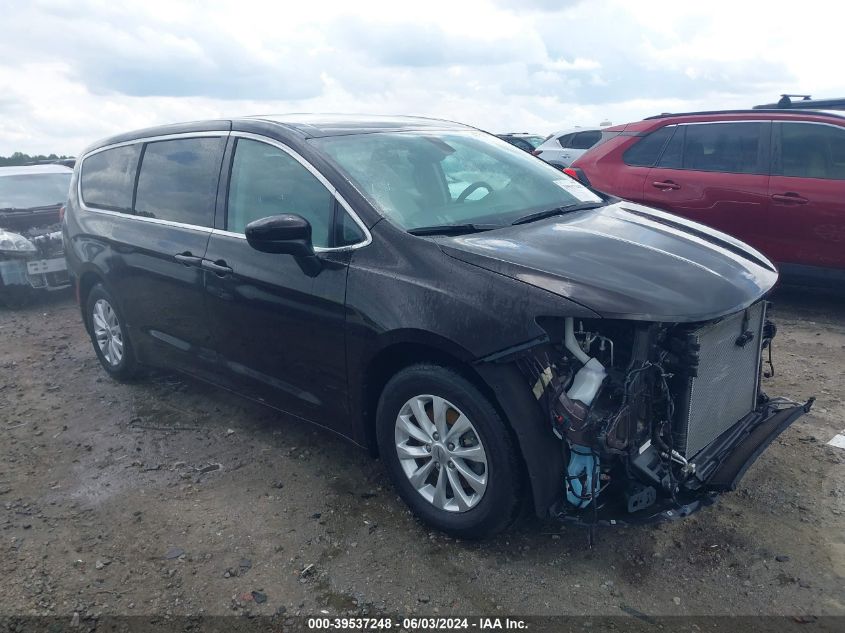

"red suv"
[567, 104, 845, 283]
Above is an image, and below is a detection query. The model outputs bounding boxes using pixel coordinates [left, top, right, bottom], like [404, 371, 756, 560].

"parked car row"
[496, 126, 613, 168]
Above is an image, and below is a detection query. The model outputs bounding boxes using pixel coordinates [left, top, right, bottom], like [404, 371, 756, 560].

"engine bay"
[510, 304, 810, 527]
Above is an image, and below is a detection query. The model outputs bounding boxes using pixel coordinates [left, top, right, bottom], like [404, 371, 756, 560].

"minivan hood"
[439, 202, 778, 322]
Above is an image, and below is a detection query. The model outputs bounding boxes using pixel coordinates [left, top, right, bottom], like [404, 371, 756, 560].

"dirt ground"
[0, 286, 843, 621]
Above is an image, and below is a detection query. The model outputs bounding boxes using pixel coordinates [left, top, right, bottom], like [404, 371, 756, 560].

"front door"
[203, 136, 364, 430]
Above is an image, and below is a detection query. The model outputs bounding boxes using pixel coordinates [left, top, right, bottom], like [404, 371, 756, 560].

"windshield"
[311, 131, 603, 231]
[0, 173, 72, 209]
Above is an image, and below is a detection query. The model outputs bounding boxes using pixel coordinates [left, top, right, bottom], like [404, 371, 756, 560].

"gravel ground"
[0, 287, 843, 621]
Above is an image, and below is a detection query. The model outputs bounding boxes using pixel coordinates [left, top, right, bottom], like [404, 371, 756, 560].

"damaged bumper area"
[498, 301, 813, 525]
[0, 224, 70, 300]
[555, 400, 812, 526]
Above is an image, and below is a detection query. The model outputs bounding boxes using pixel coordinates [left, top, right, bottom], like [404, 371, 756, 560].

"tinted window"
[681, 122, 763, 174]
[656, 126, 684, 168]
[227, 139, 335, 247]
[80, 145, 141, 211]
[134, 137, 224, 226]
[570, 131, 602, 150]
[0, 172, 71, 209]
[780, 122, 845, 180]
[507, 138, 533, 152]
[335, 206, 366, 247]
[557, 134, 574, 149]
[623, 126, 674, 167]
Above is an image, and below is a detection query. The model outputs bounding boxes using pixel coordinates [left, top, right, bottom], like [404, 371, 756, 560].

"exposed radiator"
[674, 302, 766, 457]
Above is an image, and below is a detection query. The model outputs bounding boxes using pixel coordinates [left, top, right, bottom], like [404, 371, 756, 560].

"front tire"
[85, 284, 139, 381]
[376, 364, 522, 539]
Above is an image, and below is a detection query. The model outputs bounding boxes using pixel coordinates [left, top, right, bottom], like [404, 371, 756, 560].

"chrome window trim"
[74, 204, 214, 234]
[80, 130, 230, 160]
[77, 131, 229, 232]
[76, 130, 372, 252]
[675, 120, 770, 126]
[777, 120, 845, 132]
[209, 228, 354, 257]
[229, 132, 372, 252]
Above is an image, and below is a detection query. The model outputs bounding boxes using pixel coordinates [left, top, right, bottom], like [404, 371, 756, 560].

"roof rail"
[753, 94, 845, 110]
[644, 108, 845, 120]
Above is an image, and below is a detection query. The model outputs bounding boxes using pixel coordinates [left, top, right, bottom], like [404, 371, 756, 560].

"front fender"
[474, 362, 563, 518]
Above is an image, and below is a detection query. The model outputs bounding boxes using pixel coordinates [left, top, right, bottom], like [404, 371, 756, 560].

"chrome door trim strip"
[75, 130, 373, 252]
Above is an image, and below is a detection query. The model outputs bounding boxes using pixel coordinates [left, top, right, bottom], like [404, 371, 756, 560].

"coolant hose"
[564, 317, 591, 365]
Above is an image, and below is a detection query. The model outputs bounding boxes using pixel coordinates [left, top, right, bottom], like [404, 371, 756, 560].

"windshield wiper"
[408, 223, 500, 236]
[511, 202, 604, 226]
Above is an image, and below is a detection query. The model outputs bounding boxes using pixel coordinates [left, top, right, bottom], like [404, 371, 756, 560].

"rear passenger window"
[656, 126, 684, 169]
[570, 131, 602, 150]
[134, 137, 224, 226]
[557, 134, 574, 149]
[226, 139, 335, 247]
[623, 126, 674, 167]
[682, 122, 763, 174]
[780, 122, 845, 180]
[80, 145, 141, 211]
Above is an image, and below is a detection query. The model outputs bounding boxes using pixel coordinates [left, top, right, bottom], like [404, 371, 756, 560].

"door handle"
[201, 259, 233, 276]
[174, 252, 203, 267]
[771, 193, 808, 204]
[652, 180, 681, 190]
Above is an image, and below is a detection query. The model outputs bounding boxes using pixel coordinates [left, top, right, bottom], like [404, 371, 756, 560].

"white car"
[532, 126, 617, 168]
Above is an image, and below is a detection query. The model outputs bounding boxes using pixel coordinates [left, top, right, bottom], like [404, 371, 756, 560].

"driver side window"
[227, 139, 334, 247]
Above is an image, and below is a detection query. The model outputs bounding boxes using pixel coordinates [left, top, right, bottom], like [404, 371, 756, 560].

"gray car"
[0, 165, 72, 306]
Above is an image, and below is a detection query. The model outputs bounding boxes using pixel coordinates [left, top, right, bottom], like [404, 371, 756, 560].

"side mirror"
[245, 214, 314, 257]
[244, 214, 322, 276]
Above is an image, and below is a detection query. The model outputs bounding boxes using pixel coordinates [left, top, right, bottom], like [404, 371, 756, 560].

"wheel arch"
[76, 268, 106, 332]
[362, 332, 562, 518]
[362, 332, 479, 455]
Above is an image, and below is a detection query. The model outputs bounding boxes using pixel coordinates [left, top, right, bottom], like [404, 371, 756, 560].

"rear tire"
[376, 363, 522, 539]
[85, 284, 139, 381]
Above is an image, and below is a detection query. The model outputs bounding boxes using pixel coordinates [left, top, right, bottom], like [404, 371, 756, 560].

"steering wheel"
[456, 181, 494, 203]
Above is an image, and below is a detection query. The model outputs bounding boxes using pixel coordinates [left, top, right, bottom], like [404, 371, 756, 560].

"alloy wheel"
[394, 394, 488, 512]
[92, 298, 124, 366]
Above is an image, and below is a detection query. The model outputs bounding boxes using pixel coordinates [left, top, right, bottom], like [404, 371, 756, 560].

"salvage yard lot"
[0, 289, 843, 618]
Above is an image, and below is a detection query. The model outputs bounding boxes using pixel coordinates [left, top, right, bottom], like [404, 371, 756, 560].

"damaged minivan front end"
[504, 310, 811, 526]
[450, 202, 812, 526]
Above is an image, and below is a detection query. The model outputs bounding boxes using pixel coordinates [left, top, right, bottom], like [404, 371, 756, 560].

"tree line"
[0, 152, 74, 167]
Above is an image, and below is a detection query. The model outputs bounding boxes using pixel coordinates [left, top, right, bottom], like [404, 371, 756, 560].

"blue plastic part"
[566, 444, 598, 508]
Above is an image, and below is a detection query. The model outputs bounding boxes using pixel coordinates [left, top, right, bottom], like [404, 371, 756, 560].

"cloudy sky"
[0, 0, 840, 155]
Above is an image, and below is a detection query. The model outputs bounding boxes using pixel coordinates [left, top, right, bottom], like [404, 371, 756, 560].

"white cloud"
[545, 58, 602, 72]
[0, 0, 840, 155]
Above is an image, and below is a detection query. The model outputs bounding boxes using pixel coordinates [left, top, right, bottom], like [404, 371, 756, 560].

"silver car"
[533, 126, 617, 168]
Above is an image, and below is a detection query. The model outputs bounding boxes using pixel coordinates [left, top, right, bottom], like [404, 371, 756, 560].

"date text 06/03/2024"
[306, 616, 528, 630]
